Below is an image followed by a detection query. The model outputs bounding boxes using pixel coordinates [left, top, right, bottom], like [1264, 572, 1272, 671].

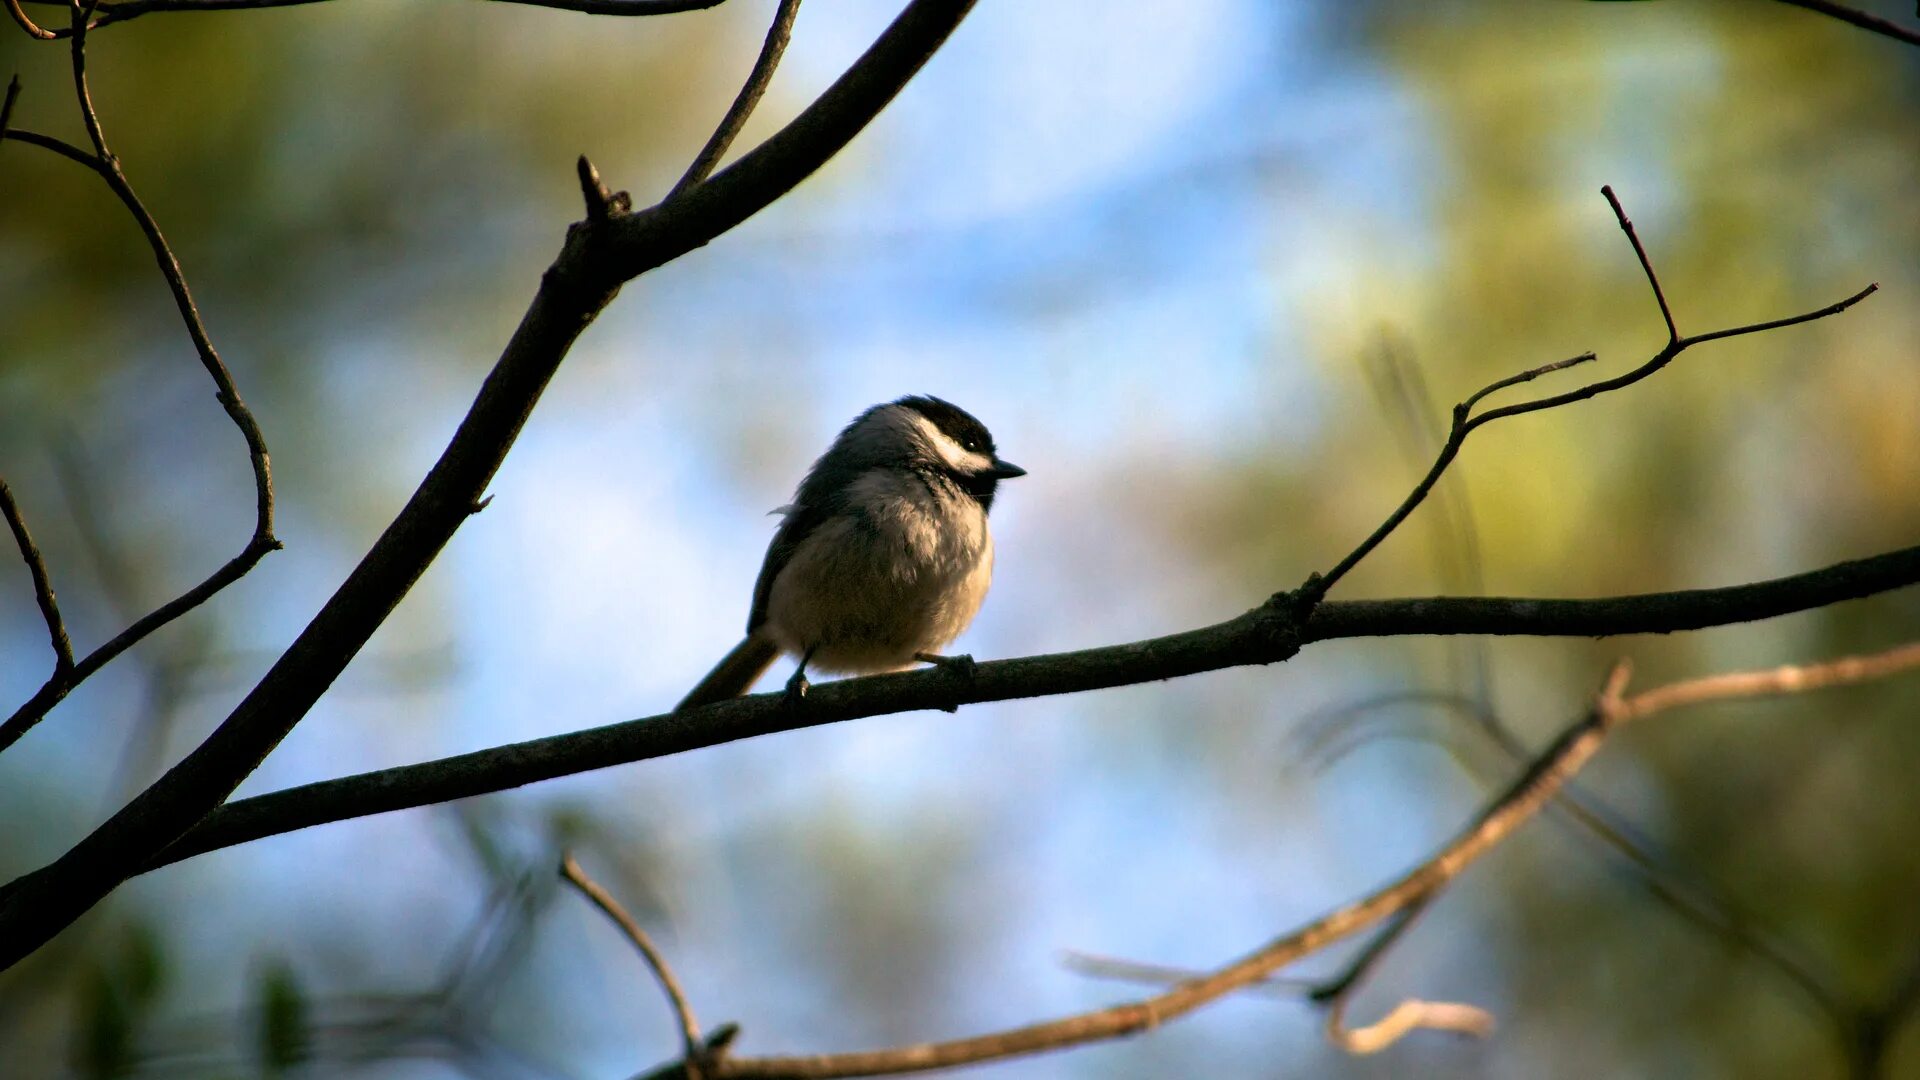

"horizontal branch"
[144, 541, 1920, 872]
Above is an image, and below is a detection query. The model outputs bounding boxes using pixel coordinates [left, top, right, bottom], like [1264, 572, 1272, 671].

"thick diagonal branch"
[0, 0, 978, 975]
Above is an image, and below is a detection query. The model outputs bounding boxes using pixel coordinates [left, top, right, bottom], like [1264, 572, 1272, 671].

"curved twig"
[669, 0, 803, 197]
[561, 853, 709, 1080]
[0, 3, 280, 756]
[1773, 0, 1920, 47]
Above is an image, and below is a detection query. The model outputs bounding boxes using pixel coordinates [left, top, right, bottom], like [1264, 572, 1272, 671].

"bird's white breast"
[764, 467, 994, 674]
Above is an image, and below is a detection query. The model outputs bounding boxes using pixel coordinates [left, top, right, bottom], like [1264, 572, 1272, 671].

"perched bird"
[677, 395, 1024, 711]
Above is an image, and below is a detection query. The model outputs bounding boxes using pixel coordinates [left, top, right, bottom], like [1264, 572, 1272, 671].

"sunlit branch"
[614, 643, 1920, 1078]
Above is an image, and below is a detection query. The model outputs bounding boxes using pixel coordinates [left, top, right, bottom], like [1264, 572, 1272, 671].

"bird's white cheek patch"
[916, 415, 994, 474]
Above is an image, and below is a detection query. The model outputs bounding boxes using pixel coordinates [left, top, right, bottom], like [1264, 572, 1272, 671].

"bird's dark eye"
[962, 439, 981, 452]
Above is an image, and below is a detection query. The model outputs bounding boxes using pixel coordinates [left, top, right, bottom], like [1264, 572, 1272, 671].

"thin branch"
[0, 479, 75, 676]
[628, 643, 1920, 1078]
[670, 0, 803, 197]
[5, 0, 60, 38]
[1455, 351, 1596, 421]
[1773, 0, 1920, 47]
[0, 0, 979, 974]
[1314, 186, 1876, 598]
[560, 853, 708, 1080]
[140, 540, 1920, 874]
[1602, 184, 1676, 344]
[1058, 951, 1317, 998]
[0, 73, 19, 130]
[1323, 994, 1494, 1056]
[1286, 688, 1852, 1031]
[9, 0, 725, 34]
[0, 7, 280, 755]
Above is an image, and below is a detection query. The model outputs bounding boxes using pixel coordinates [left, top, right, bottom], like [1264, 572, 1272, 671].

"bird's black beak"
[988, 458, 1026, 479]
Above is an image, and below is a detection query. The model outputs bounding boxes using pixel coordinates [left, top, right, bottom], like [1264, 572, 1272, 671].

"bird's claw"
[782, 667, 811, 710]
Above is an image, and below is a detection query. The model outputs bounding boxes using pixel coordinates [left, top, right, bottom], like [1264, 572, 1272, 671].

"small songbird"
[677, 395, 1024, 711]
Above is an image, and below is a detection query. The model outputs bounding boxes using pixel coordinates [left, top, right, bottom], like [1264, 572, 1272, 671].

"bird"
[677, 395, 1024, 711]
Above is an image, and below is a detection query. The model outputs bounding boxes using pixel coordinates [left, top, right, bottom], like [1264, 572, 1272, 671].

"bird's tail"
[676, 633, 782, 711]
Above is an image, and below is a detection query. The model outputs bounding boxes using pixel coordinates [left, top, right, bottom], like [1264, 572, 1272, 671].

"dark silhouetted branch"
[0, 478, 74, 678]
[0, 14, 280, 756]
[1312, 185, 1875, 599]
[143, 541, 1920, 873]
[8, 0, 725, 35]
[1774, 0, 1920, 46]
[0, 0, 978, 974]
[670, 0, 803, 197]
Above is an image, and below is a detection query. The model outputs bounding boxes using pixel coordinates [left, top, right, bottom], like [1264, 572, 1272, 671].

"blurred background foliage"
[2, 0, 1918, 1076]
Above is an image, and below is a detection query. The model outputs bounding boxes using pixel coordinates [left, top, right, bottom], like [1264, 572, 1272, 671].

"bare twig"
[8, 0, 725, 35]
[0, 73, 19, 131]
[0, 7, 280, 755]
[5, 0, 61, 38]
[1058, 951, 1316, 997]
[1324, 993, 1495, 1055]
[1312, 186, 1876, 599]
[0, 479, 75, 676]
[1601, 184, 1676, 343]
[560, 853, 709, 1079]
[670, 0, 804, 197]
[1287, 687, 1852, 1034]
[1773, 0, 1920, 47]
[145, 539, 1920, 874]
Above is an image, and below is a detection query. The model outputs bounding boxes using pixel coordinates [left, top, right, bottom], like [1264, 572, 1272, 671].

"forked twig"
[0, 6, 279, 753]
[561, 853, 710, 1080]
[670, 0, 804, 198]
[1308, 185, 1876, 600]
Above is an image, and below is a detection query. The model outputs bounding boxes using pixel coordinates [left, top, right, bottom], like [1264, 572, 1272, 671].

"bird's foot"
[782, 666, 811, 711]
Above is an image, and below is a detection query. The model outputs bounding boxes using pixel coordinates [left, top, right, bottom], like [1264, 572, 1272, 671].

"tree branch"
[1312, 187, 1876, 599]
[0, 0, 978, 973]
[139, 540, 1920, 874]
[1773, 0, 1920, 47]
[0, 12, 281, 756]
[561, 852, 710, 1080]
[615, 643, 1920, 1078]
[8, 0, 727, 36]
[0, 477, 75, 678]
[669, 0, 804, 197]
